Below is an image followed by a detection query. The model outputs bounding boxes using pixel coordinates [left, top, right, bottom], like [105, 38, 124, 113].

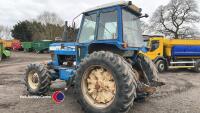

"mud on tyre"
[25, 64, 51, 95]
[133, 54, 159, 85]
[75, 51, 137, 113]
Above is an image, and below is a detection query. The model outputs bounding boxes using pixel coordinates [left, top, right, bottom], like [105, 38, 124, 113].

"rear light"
[122, 42, 128, 48]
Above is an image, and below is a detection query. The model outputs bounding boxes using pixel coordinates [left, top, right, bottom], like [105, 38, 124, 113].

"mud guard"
[132, 54, 165, 88]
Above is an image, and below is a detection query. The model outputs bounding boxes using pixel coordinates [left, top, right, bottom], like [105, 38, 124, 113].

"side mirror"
[139, 14, 149, 18]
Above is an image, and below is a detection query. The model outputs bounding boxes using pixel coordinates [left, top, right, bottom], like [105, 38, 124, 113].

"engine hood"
[49, 42, 77, 52]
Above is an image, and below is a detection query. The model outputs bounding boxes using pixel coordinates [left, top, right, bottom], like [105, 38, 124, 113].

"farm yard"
[0, 0, 200, 113]
[0, 52, 200, 113]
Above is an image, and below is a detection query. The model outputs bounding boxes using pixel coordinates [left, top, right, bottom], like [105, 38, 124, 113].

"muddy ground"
[0, 51, 200, 113]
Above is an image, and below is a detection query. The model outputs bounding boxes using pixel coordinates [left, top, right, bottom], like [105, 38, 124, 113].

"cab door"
[146, 38, 164, 60]
[76, 12, 98, 63]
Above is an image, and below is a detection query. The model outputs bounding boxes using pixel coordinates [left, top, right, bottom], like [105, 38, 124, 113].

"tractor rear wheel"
[75, 51, 137, 113]
[25, 64, 51, 95]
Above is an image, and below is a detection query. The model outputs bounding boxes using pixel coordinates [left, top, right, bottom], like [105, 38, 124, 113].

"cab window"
[97, 11, 118, 40]
[122, 9, 143, 47]
[79, 14, 97, 43]
[150, 40, 159, 51]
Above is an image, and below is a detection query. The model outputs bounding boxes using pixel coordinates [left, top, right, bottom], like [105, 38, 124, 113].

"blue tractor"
[25, 1, 164, 113]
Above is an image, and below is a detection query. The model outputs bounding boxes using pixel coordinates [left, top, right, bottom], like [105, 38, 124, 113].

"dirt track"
[0, 52, 200, 113]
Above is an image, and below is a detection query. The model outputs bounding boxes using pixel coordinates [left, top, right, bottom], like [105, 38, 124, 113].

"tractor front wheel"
[25, 64, 51, 95]
[75, 51, 137, 113]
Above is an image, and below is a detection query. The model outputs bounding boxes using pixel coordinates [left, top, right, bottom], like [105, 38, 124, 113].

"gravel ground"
[0, 51, 200, 113]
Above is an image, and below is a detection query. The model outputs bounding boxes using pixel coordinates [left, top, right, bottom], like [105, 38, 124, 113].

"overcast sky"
[0, 0, 199, 30]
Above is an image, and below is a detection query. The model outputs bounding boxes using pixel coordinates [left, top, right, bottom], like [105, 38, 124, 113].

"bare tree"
[150, 0, 200, 39]
[36, 11, 64, 40]
[140, 21, 150, 34]
[37, 11, 64, 25]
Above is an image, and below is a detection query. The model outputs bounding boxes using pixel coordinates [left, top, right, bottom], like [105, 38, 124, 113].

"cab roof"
[84, 1, 142, 15]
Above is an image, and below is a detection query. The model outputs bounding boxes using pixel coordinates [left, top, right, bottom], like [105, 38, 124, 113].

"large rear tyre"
[75, 51, 137, 113]
[156, 60, 167, 73]
[25, 64, 51, 95]
[194, 60, 200, 73]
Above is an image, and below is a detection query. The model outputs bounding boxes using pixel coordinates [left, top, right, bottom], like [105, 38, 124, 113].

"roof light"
[129, 4, 142, 13]
[128, 1, 132, 5]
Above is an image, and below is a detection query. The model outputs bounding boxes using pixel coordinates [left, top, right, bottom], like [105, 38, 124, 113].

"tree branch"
[160, 8, 175, 34]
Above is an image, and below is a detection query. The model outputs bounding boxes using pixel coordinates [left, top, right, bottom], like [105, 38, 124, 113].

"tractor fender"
[132, 54, 165, 86]
[88, 43, 124, 55]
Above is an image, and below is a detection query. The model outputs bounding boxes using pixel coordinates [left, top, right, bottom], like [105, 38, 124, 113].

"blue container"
[172, 46, 200, 57]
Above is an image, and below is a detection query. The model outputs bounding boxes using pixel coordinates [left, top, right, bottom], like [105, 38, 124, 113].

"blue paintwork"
[172, 46, 200, 57]
[59, 69, 74, 80]
[140, 46, 148, 53]
[50, 42, 78, 46]
[77, 5, 141, 51]
[50, 42, 77, 66]
[54, 50, 76, 55]
[48, 5, 145, 81]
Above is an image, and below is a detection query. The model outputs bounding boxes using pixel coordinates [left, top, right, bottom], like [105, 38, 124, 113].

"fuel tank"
[172, 46, 200, 57]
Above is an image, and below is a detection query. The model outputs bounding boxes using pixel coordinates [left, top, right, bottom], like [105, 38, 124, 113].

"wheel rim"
[81, 65, 116, 109]
[28, 71, 39, 90]
[159, 63, 165, 71]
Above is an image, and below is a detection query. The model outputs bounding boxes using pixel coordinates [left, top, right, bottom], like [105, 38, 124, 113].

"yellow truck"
[144, 36, 200, 72]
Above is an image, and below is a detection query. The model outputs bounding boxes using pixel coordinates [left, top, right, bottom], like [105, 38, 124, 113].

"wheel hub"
[32, 73, 39, 83]
[159, 63, 165, 70]
[95, 83, 101, 90]
[28, 72, 39, 89]
[82, 66, 116, 108]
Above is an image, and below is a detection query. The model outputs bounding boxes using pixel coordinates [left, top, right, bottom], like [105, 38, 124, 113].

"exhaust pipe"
[62, 21, 68, 41]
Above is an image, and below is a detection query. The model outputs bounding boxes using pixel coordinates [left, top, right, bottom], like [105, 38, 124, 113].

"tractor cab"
[77, 1, 145, 54]
[50, 1, 147, 64]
